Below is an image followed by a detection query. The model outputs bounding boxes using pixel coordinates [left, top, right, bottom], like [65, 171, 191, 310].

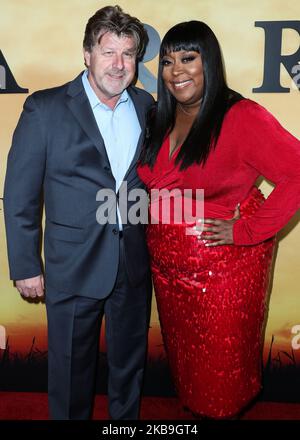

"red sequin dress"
[137, 99, 300, 418]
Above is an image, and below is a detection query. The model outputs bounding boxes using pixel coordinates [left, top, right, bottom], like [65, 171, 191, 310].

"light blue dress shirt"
[82, 70, 141, 227]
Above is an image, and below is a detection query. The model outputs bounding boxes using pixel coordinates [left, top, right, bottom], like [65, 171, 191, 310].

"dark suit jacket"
[4, 73, 154, 299]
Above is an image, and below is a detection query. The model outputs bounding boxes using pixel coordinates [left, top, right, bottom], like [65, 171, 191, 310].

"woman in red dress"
[137, 21, 300, 418]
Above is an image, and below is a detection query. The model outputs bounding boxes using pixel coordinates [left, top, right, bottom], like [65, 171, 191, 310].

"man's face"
[84, 31, 137, 108]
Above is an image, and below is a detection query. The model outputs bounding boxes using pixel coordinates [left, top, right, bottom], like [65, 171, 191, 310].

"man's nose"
[112, 54, 124, 70]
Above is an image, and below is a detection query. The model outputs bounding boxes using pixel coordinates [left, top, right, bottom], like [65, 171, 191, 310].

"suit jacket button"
[112, 228, 118, 235]
[104, 166, 110, 171]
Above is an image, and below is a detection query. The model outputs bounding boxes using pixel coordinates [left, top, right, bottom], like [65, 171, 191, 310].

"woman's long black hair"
[140, 21, 243, 170]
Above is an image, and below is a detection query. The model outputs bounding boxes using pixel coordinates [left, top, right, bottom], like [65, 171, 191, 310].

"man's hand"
[15, 275, 45, 298]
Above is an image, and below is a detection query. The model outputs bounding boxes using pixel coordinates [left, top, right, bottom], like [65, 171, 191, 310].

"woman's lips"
[172, 80, 192, 89]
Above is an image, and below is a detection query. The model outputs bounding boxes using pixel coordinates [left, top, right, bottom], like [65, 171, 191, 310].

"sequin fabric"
[136, 103, 298, 417]
[146, 189, 275, 418]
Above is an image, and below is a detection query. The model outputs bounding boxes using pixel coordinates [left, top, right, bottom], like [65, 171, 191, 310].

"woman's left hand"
[199, 204, 240, 246]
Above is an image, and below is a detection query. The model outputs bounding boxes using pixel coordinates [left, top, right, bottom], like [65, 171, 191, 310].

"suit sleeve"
[233, 101, 300, 245]
[4, 94, 46, 280]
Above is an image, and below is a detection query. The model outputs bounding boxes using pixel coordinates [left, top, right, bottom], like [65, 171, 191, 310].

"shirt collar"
[82, 70, 129, 110]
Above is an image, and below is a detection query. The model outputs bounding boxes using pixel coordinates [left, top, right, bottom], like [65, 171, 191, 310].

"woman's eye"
[182, 56, 195, 63]
[161, 59, 171, 66]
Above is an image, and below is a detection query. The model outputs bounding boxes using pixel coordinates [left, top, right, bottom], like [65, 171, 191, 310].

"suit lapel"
[66, 73, 110, 167]
[66, 75, 147, 180]
[124, 87, 146, 180]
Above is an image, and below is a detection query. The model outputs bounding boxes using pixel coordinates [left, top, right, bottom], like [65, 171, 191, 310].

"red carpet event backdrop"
[0, 0, 300, 400]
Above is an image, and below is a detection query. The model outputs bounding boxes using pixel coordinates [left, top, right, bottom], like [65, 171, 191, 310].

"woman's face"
[161, 50, 204, 106]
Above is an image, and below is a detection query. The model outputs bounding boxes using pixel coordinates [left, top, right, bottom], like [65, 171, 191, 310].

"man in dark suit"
[4, 5, 154, 420]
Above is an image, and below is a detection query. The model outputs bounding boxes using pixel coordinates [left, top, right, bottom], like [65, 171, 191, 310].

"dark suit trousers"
[45, 236, 151, 420]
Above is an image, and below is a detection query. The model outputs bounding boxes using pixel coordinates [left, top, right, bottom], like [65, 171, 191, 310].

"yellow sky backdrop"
[0, 0, 300, 360]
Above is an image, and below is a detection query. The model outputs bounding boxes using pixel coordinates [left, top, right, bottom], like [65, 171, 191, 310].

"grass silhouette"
[0, 334, 299, 401]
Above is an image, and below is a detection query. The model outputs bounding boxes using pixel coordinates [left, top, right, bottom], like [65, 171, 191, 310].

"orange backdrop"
[0, 0, 300, 396]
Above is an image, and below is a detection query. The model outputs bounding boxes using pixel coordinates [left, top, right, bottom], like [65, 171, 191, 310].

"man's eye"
[124, 52, 134, 58]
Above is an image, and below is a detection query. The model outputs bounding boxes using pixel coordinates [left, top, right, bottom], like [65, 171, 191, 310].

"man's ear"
[83, 48, 90, 68]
